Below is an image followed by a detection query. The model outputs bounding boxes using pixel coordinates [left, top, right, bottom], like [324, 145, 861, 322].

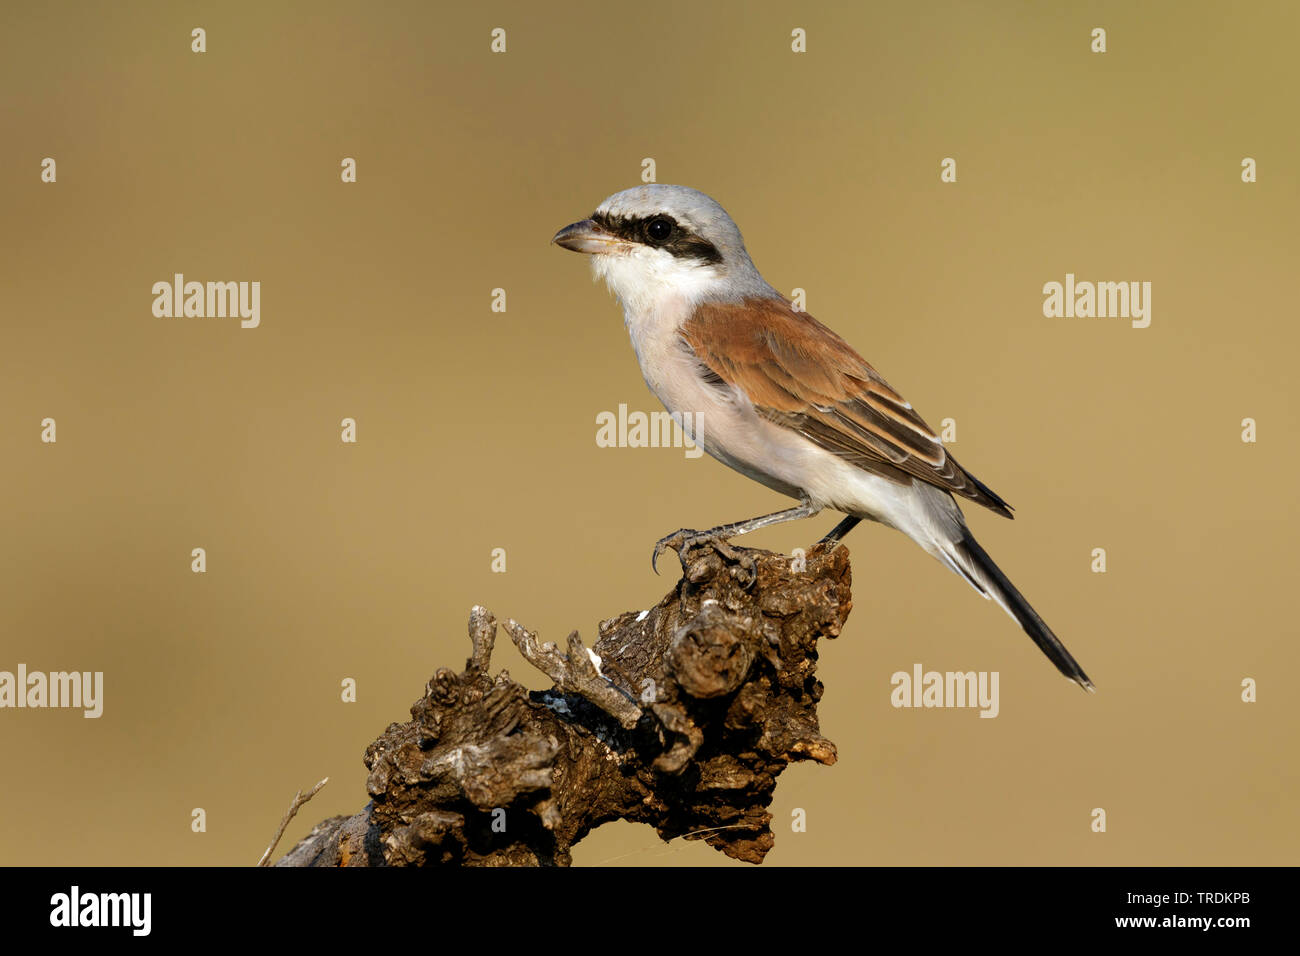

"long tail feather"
[952, 531, 1094, 692]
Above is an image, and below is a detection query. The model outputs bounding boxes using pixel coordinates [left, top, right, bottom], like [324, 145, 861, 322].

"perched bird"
[552, 184, 1092, 690]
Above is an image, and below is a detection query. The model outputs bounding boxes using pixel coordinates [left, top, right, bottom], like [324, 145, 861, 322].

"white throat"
[591, 246, 724, 323]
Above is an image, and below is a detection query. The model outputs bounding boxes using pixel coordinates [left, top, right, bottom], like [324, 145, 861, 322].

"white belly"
[623, 296, 951, 539]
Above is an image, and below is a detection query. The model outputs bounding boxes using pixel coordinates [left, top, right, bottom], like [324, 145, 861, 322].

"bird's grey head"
[552, 184, 779, 315]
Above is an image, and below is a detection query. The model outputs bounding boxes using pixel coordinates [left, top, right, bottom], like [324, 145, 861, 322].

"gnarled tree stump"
[276, 540, 852, 866]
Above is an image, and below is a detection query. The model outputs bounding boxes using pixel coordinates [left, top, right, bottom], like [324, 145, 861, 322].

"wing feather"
[681, 297, 1013, 517]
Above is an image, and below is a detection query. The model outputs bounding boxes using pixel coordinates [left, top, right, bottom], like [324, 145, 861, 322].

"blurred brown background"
[1, 0, 1296, 866]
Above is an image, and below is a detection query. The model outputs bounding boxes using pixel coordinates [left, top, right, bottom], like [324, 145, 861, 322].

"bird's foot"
[811, 515, 862, 554]
[651, 528, 758, 586]
[652, 528, 731, 572]
[810, 536, 846, 556]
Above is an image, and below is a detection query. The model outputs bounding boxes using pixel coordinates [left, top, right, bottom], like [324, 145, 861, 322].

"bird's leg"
[816, 515, 863, 551]
[652, 499, 821, 575]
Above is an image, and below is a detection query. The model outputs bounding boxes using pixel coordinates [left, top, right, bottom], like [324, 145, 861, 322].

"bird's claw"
[651, 528, 695, 574]
[651, 528, 758, 586]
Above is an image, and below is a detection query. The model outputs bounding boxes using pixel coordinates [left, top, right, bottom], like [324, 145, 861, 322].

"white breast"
[635, 311, 949, 539]
[612, 286, 820, 504]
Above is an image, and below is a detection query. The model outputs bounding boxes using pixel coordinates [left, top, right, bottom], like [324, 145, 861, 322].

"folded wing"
[681, 296, 1014, 518]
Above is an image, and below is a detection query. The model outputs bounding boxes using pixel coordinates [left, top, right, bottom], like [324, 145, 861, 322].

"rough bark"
[276, 539, 852, 867]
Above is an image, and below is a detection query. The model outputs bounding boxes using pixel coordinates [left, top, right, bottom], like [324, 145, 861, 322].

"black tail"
[955, 531, 1094, 692]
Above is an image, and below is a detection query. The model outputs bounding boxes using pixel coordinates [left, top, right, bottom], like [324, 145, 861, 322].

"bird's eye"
[645, 217, 674, 243]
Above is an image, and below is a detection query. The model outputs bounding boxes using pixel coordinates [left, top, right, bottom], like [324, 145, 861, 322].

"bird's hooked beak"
[551, 218, 626, 255]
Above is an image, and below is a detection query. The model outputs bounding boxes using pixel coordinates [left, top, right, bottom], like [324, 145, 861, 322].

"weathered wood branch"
[276, 540, 852, 866]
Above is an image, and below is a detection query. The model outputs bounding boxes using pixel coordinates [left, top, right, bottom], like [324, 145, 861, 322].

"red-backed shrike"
[553, 184, 1092, 690]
